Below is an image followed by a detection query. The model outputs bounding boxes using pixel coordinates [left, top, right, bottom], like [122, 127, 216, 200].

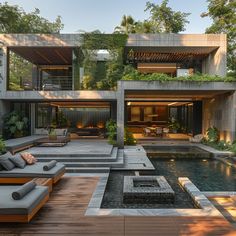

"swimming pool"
[150, 157, 236, 191]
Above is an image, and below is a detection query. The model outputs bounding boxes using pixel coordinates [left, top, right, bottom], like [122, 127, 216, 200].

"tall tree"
[0, 2, 63, 33]
[114, 15, 136, 34]
[144, 0, 190, 33]
[114, 1, 190, 34]
[201, 0, 236, 75]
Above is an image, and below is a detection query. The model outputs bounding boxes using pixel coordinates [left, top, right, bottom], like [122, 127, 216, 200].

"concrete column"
[30, 103, 36, 135]
[117, 82, 124, 148]
[0, 46, 7, 97]
[202, 92, 236, 142]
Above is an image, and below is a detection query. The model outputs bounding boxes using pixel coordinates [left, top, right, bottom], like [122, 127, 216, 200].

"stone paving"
[28, 140, 113, 157]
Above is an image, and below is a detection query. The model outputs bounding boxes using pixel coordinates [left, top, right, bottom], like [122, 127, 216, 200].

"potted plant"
[48, 126, 57, 140]
[168, 117, 180, 133]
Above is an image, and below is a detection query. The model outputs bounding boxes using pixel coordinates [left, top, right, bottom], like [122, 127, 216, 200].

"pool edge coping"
[85, 175, 224, 217]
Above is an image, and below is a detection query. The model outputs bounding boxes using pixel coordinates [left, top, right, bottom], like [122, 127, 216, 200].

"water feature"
[123, 176, 175, 204]
[101, 146, 236, 209]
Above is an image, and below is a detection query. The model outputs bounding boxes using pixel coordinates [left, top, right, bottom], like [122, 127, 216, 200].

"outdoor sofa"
[0, 183, 49, 222]
[5, 128, 70, 154]
[0, 152, 66, 185]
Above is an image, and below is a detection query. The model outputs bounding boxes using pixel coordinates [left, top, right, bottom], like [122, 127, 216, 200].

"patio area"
[0, 176, 235, 236]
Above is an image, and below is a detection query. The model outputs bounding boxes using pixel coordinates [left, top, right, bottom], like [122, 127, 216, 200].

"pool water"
[150, 157, 236, 191]
[145, 146, 211, 159]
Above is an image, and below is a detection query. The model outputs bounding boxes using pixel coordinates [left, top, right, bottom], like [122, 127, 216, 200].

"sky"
[1, 0, 212, 33]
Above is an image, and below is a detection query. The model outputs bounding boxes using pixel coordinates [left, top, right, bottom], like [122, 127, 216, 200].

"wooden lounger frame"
[0, 193, 49, 222]
[0, 169, 66, 186]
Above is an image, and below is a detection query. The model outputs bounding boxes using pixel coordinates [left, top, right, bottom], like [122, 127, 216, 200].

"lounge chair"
[0, 153, 66, 184]
[156, 127, 163, 137]
[0, 184, 49, 222]
[143, 127, 151, 136]
[189, 134, 204, 143]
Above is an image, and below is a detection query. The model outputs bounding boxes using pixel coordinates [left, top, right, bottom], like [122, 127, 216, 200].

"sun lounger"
[0, 184, 49, 222]
[0, 162, 66, 184]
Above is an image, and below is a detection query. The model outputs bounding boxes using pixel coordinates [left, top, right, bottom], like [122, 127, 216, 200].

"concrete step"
[66, 167, 110, 173]
[63, 149, 124, 168]
[37, 147, 118, 163]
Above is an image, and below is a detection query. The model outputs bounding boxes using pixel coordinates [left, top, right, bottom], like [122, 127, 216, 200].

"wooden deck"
[0, 176, 236, 236]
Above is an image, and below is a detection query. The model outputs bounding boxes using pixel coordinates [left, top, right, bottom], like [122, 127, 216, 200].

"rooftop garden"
[121, 66, 236, 83]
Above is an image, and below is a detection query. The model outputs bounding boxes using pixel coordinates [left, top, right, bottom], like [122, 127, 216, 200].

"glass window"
[8, 50, 35, 91]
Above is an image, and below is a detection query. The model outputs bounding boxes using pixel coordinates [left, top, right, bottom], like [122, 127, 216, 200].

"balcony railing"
[41, 76, 72, 91]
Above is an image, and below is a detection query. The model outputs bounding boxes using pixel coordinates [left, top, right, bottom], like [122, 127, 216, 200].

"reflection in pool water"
[150, 158, 236, 191]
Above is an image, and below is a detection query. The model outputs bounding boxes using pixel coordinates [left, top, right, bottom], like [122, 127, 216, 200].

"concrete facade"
[0, 33, 233, 145]
[203, 92, 236, 142]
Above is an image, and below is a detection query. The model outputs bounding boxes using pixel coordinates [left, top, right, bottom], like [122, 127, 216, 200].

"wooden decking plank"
[0, 176, 235, 236]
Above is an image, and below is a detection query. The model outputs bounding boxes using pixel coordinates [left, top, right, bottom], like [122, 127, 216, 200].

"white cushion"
[55, 129, 67, 136]
[35, 128, 48, 135]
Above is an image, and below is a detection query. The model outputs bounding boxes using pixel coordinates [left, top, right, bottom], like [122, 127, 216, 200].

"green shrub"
[122, 68, 236, 83]
[216, 140, 231, 151]
[105, 120, 137, 145]
[206, 126, 220, 143]
[106, 119, 117, 145]
[52, 111, 70, 128]
[124, 127, 136, 145]
[3, 111, 29, 139]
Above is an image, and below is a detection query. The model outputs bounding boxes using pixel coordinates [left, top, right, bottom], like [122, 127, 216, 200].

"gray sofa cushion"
[9, 156, 26, 169]
[43, 160, 57, 171]
[0, 185, 48, 215]
[0, 158, 15, 170]
[0, 152, 13, 159]
[12, 181, 36, 200]
[0, 162, 65, 178]
[0, 152, 16, 170]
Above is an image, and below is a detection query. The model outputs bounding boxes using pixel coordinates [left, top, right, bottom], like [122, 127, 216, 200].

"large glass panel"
[39, 65, 72, 90]
[36, 103, 55, 128]
[60, 107, 110, 129]
[8, 50, 35, 90]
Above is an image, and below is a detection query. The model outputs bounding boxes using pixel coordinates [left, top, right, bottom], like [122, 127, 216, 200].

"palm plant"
[114, 15, 136, 34]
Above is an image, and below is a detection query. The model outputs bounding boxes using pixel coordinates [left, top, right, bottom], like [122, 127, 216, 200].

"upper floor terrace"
[0, 33, 227, 99]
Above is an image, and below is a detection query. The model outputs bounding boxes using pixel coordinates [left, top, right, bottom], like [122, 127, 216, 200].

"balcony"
[41, 76, 72, 91]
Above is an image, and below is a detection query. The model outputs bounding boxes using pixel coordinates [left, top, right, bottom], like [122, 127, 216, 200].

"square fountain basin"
[123, 176, 175, 204]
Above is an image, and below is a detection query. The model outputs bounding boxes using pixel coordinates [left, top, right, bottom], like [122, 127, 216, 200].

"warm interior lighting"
[127, 102, 131, 106]
[76, 122, 83, 129]
[202, 159, 207, 162]
[170, 159, 175, 162]
[97, 121, 105, 129]
[168, 102, 178, 106]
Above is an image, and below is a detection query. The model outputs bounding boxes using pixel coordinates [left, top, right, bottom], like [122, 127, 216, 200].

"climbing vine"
[80, 33, 128, 90]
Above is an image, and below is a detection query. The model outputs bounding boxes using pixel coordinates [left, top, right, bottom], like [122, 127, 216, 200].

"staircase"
[35, 146, 124, 173]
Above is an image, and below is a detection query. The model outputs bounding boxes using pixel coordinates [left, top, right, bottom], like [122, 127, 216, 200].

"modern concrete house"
[0, 33, 235, 147]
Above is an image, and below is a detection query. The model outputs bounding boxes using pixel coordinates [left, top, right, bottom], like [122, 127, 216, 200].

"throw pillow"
[9, 156, 26, 169]
[0, 158, 15, 170]
[20, 152, 37, 165]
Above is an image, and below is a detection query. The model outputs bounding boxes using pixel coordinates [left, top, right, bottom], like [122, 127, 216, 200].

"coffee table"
[35, 137, 68, 147]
